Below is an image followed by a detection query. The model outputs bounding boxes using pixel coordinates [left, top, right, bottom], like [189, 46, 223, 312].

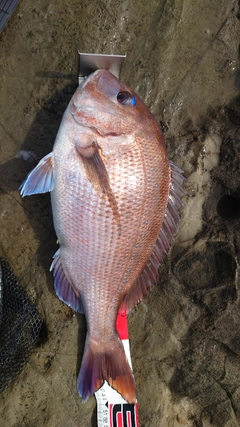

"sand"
[0, 1, 240, 426]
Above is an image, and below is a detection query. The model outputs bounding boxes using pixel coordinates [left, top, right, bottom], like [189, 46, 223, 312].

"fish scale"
[20, 69, 184, 404]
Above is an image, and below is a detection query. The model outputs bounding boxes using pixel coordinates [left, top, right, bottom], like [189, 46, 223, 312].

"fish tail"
[77, 333, 136, 403]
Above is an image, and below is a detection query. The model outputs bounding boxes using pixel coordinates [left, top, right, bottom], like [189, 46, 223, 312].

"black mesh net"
[0, 0, 21, 34]
[0, 257, 43, 393]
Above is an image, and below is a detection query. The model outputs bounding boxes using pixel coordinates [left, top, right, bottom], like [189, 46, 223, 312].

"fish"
[20, 69, 184, 403]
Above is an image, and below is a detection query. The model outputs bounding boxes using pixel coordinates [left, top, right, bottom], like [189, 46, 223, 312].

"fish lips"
[81, 69, 124, 100]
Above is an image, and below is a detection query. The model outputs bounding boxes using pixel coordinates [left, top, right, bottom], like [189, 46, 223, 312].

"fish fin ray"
[50, 249, 84, 313]
[77, 143, 121, 232]
[77, 334, 136, 403]
[20, 152, 54, 196]
[124, 161, 185, 312]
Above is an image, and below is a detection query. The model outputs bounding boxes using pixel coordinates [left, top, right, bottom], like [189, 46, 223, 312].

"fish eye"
[117, 91, 133, 105]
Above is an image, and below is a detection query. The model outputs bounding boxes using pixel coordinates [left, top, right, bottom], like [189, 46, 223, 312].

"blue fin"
[20, 152, 54, 196]
[50, 250, 84, 313]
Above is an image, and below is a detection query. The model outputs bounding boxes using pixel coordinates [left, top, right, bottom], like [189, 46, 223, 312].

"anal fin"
[50, 250, 84, 313]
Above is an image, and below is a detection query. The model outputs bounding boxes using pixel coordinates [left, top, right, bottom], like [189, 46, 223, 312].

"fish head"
[69, 69, 157, 150]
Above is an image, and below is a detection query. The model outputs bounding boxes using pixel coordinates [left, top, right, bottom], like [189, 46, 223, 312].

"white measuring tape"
[95, 308, 139, 427]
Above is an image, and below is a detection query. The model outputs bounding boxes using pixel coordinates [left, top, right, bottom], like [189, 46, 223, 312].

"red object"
[109, 403, 139, 427]
[116, 306, 129, 340]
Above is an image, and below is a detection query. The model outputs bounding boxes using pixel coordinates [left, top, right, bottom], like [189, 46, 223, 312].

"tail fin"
[77, 334, 136, 403]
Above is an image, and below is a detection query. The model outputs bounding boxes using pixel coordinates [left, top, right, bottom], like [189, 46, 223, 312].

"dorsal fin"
[124, 161, 185, 313]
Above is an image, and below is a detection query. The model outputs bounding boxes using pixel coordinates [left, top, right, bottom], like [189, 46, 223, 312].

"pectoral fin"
[20, 152, 54, 196]
[76, 142, 120, 231]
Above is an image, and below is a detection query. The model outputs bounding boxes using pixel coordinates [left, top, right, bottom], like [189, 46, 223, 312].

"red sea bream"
[20, 69, 184, 403]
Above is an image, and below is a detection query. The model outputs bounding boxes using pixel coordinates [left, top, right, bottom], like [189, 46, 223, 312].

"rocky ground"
[0, 1, 240, 426]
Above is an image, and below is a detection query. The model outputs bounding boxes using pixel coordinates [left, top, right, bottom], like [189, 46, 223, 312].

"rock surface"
[0, 1, 240, 426]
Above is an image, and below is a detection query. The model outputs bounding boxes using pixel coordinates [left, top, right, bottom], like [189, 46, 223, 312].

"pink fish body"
[20, 69, 184, 403]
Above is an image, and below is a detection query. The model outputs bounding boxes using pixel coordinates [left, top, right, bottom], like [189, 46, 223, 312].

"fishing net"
[0, 257, 43, 393]
[0, 0, 21, 34]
